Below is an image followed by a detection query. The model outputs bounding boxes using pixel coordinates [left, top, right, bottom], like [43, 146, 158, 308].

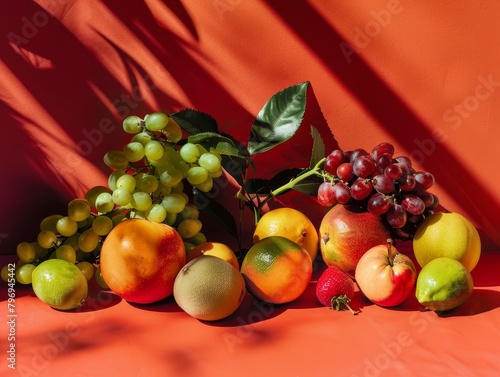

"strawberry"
[316, 266, 359, 315]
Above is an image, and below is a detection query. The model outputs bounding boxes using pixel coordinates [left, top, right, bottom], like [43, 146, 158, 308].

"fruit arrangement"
[1, 82, 482, 319]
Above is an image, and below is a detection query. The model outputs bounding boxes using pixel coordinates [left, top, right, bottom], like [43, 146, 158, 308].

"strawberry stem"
[330, 294, 359, 315]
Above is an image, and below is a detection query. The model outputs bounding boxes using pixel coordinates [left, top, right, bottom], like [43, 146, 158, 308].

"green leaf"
[244, 168, 303, 195]
[309, 125, 325, 168]
[171, 109, 219, 134]
[192, 191, 238, 240]
[221, 155, 249, 187]
[247, 81, 309, 155]
[291, 174, 323, 195]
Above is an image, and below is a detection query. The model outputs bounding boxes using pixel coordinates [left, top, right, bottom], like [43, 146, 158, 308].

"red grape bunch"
[316, 142, 439, 240]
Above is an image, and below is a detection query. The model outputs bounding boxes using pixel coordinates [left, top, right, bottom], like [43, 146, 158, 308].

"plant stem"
[270, 157, 326, 197]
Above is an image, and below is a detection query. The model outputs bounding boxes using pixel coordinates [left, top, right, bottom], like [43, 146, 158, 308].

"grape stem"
[244, 157, 326, 224]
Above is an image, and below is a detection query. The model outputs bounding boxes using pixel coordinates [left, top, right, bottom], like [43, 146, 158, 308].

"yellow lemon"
[413, 212, 480, 271]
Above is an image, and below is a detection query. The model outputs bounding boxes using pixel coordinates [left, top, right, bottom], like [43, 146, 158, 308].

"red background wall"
[1, 0, 499, 254]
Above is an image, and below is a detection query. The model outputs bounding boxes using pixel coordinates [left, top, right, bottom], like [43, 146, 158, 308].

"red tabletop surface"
[1, 249, 500, 377]
[1, 1, 500, 376]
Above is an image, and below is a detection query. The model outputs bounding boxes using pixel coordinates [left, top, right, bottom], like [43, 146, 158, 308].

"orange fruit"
[100, 219, 186, 304]
[253, 207, 318, 261]
[186, 242, 239, 269]
[173, 255, 246, 321]
[240, 236, 312, 304]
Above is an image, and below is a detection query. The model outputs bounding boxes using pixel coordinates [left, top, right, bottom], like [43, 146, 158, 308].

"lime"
[32, 259, 88, 311]
[415, 257, 473, 312]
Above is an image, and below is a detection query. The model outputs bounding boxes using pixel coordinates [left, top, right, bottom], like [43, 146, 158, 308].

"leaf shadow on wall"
[265, 1, 499, 249]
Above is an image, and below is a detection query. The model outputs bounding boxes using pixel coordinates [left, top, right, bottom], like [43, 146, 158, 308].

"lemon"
[415, 257, 473, 312]
[32, 259, 88, 311]
[413, 212, 481, 271]
[173, 255, 246, 321]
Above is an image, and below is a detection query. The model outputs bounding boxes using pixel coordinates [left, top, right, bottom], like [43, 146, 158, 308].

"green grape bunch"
[1, 112, 223, 287]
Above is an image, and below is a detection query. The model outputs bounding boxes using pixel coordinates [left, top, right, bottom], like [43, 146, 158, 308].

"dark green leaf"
[221, 155, 249, 186]
[171, 109, 219, 134]
[192, 190, 238, 240]
[244, 168, 303, 195]
[247, 82, 309, 155]
[309, 125, 325, 168]
[291, 175, 323, 195]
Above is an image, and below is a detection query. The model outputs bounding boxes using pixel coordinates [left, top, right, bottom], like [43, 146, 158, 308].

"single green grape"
[78, 229, 99, 253]
[184, 232, 207, 246]
[95, 192, 115, 213]
[183, 242, 196, 254]
[209, 168, 224, 178]
[40, 214, 63, 233]
[123, 115, 143, 134]
[186, 166, 209, 185]
[170, 180, 184, 194]
[38, 229, 57, 249]
[1, 265, 10, 282]
[179, 203, 199, 221]
[76, 261, 95, 281]
[163, 117, 183, 142]
[145, 112, 169, 131]
[15, 263, 36, 284]
[154, 182, 172, 197]
[108, 169, 126, 191]
[104, 150, 129, 169]
[196, 144, 209, 155]
[144, 140, 164, 160]
[56, 216, 78, 237]
[198, 152, 221, 173]
[131, 131, 153, 146]
[177, 219, 202, 239]
[94, 266, 109, 289]
[161, 194, 186, 213]
[148, 153, 170, 170]
[16, 242, 37, 263]
[160, 168, 183, 187]
[138, 174, 159, 193]
[116, 174, 136, 192]
[67, 198, 91, 222]
[165, 212, 177, 226]
[122, 142, 145, 163]
[195, 175, 213, 193]
[179, 143, 200, 163]
[55, 244, 77, 263]
[92, 216, 113, 236]
[112, 188, 132, 206]
[131, 191, 153, 212]
[146, 204, 167, 223]
[85, 186, 112, 208]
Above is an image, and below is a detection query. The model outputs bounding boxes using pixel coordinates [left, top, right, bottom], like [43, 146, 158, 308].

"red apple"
[355, 240, 417, 307]
[319, 204, 390, 273]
